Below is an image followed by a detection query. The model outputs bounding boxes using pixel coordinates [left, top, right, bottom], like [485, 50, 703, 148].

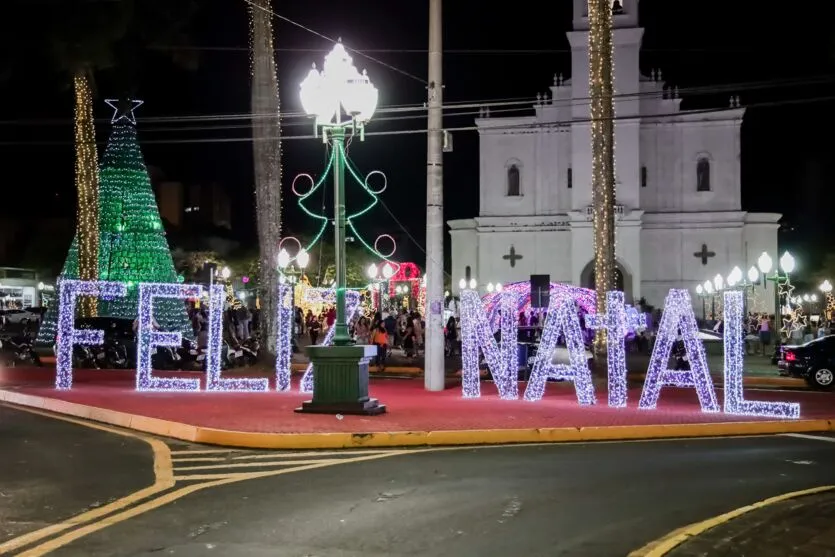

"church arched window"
[696, 156, 711, 192]
[506, 164, 521, 196]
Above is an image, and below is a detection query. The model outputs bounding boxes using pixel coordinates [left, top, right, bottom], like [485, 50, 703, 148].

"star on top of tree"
[105, 98, 144, 125]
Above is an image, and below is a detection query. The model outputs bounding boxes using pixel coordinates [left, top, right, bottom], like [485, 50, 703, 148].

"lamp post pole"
[330, 126, 351, 346]
[297, 41, 385, 415]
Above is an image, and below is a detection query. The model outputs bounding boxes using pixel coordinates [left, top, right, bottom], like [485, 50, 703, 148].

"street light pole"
[331, 126, 350, 346]
[424, 0, 445, 392]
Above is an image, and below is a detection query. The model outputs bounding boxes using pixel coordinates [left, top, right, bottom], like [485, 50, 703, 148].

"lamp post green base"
[296, 344, 386, 415]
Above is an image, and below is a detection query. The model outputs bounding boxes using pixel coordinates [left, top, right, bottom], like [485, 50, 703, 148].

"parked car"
[1, 308, 41, 326]
[777, 335, 835, 390]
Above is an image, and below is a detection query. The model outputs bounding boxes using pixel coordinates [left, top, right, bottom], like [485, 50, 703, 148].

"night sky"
[2, 0, 835, 271]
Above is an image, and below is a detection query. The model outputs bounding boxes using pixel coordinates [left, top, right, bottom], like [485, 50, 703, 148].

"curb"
[1, 389, 832, 450]
[630, 373, 806, 388]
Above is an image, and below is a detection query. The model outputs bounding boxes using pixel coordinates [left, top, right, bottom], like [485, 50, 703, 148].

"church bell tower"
[567, 0, 643, 211]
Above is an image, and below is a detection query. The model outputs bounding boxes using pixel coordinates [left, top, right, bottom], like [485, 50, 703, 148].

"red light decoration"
[387, 261, 423, 309]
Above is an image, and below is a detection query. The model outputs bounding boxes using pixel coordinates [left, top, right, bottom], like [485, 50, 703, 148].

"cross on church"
[693, 244, 716, 266]
[502, 246, 523, 268]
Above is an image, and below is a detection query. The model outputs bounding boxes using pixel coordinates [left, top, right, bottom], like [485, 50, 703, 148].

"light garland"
[249, 0, 284, 356]
[586, 290, 627, 407]
[73, 72, 101, 318]
[723, 290, 800, 418]
[524, 292, 596, 405]
[638, 289, 720, 412]
[136, 283, 203, 392]
[56, 280, 127, 390]
[299, 289, 361, 393]
[275, 283, 293, 392]
[588, 0, 617, 354]
[205, 284, 269, 392]
[459, 289, 518, 399]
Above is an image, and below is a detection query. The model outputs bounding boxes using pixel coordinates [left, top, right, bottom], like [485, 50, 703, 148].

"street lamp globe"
[726, 274, 736, 288]
[299, 65, 333, 124]
[696, 284, 703, 295]
[382, 263, 394, 279]
[803, 294, 810, 302]
[812, 294, 818, 302]
[367, 263, 378, 280]
[757, 252, 773, 274]
[277, 248, 291, 269]
[296, 248, 310, 269]
[729, 266, 742, 285]
[487, 282, 494, 293]
[820, 279, 833, 294]
[220, 266, 231, 280]
[747, 266, 759, 283]
[469, 278, 477, 290]
[779, 251, 796, 274]
[495, 282, 503, 292]
[704, 280, 713, 294]
[458, 278, 467, 289]
[713, 274, 724, 291]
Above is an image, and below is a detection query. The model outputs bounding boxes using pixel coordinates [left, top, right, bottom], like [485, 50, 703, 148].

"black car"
[777, 335, 835, 390]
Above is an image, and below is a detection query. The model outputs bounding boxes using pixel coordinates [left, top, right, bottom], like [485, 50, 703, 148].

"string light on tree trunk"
[73, 72, 101, 318]
[588, 0, 618, 355]
[249, 0, 284, 357]
[275, 283, 293, 392]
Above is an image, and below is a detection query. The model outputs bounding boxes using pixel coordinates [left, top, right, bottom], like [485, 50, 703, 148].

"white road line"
[169, 449, 243, 455]
[781, 433, 835, 443]
[174, 459, 334, 471]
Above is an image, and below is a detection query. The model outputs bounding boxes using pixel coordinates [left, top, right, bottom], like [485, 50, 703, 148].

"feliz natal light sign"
[460, 287, 801, 419]
[55, 280, 800, 419]
[55, 279, 359, 394]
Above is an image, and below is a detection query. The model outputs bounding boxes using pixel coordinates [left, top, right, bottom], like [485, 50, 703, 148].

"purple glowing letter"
[638, 289, 719, 412]
[723, 290, 799, 418]
[524, 293, 595, 405]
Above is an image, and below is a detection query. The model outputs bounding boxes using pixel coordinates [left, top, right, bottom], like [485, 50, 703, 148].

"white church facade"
[448, 0, 779, 311]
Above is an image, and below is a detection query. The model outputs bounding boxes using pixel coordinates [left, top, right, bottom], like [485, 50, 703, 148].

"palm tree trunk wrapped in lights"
[248, 0, 283, 357]
[588, 0, 616, 354]
[73, 70, 100, 317]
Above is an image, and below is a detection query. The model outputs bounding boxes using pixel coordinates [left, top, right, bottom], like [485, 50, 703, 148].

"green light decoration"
[291, 139, 398, 269]
[36, 100, 193, 349]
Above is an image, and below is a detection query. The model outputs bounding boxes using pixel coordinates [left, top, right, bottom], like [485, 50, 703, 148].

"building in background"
[447, 0, 778, 311]
[0, 267, 44, 308]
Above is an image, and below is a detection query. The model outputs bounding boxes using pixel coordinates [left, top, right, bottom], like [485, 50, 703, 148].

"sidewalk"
[666, 489, 835, 556]
[0, 367, 830, 449]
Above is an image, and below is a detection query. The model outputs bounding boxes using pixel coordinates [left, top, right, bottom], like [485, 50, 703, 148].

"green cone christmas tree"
[36, 100, 193, 348]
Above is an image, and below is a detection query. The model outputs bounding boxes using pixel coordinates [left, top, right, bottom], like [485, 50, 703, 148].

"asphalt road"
[4, 427, 831, 556]
[0, 404, 153, 544]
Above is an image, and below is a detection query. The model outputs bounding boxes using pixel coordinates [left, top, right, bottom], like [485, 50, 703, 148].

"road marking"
[169, 449, 240, 455]
[0, 403, 175, 555]
[781, 432, 835, 443]
[174, 458, 339, 472]
[15, 451, 409, 557]
[170, 449, 394, 463]
[627, 485, 835, 557]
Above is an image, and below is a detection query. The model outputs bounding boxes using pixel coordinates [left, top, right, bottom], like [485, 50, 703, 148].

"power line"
[2, 93, 832, 147]
[1, 74, 830, 129]
[241, 0, 427, 85]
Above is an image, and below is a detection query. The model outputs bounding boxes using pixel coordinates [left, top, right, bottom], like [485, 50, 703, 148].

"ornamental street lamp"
[299, 40, 378, 347]
[757, 251, 795, 339]
[279, 247, 309, 339]
[367, 262, 393, 310]
[297, 41, 385, 416]
[820, 280, 834, 320]
[695, 284, 706, 320]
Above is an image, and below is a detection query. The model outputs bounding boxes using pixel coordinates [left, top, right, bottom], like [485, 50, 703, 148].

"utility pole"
[424, 0, 445, 391]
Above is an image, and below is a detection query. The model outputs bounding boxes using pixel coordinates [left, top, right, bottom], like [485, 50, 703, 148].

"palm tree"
[588, 0, 617, 355]
[248, 0, 283, 357]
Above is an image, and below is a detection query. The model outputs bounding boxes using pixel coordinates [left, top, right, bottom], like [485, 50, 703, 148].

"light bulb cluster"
[300, 289, 361, 393]
[524, 292, 596, 405]
[275, 283, 293, 392]
[56, 280, 127, 390]
[136, 283, 203, 392]
[73, 73, 101, 318]
[585, 291, 628, 407]
[722, 290, 800, 418]
[588, 0, 618, 355]
[638, 289, 720, 412]
[459, 289, 518, 399]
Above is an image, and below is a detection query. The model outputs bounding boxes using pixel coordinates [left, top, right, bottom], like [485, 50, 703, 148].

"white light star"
[104, 98, 144, 125]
